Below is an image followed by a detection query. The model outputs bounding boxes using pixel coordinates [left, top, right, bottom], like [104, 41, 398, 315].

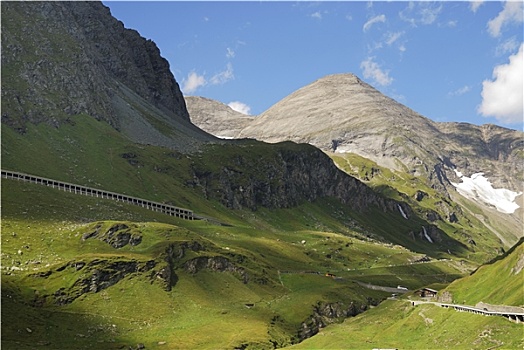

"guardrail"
[1, 169, 194, 220]
[411, 300, 524, 323]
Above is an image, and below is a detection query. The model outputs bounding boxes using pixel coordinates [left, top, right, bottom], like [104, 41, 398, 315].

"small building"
[415, 287, 438, 298]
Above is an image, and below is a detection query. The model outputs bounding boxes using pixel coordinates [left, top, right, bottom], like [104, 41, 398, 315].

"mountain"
[1, 1, 215, 152]
[189, 73, 523, 247]
[237, 73, 523, 195]
[185, 96, 254, 139]
[2, 1, 461, 248]
[1, 2, 520, 349]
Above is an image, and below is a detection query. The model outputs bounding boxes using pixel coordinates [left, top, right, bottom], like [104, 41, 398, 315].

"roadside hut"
[414, 287, 438, 298]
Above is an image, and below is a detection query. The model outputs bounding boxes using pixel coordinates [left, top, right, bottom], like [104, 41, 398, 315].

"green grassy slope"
[289, 239, 524, 350]
[443, 238, 524, 306]
[2, 176, 469, 349]
[289, 300, 523, 350]
[330, 152, 509, 262]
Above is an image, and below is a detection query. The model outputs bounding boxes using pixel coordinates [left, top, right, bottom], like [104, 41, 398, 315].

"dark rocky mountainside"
[185, 96, 254, 139]
[1, 1, 214, 151]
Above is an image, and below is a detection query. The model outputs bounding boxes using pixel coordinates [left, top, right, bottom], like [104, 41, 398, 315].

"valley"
[1, 1, 522, 349]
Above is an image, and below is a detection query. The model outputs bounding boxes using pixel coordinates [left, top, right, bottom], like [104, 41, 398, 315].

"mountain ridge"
[188, 73, 523, 208]
[1, 1, 215, 152]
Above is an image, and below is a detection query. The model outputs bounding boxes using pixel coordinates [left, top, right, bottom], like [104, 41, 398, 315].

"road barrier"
[1, 169, 194, 220]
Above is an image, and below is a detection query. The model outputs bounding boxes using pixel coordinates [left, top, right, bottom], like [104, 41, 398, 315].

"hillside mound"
[441, 238, 524, 307]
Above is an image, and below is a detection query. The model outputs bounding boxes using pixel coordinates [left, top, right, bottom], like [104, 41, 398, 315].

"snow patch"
[422, 226, 433, 243]
[451, 170, 521, 214]
[398, 204, 408, 219]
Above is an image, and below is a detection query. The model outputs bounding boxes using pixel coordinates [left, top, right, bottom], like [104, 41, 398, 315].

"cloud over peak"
[182, 71, 206, 94]
[360, 57, 393, 86]
[228, 101, 251, 115]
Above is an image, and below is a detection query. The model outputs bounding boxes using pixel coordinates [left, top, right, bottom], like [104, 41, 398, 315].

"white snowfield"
[451, 170, 522, 214]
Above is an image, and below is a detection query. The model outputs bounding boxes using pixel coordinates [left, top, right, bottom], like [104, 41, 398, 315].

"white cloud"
[400, 2, 442, 26]
[228, 101, 251, 115]
[182, 63, 235, 94]
[496, 36, 519, 56]
[182, 71, 207, 94]
[226, 47, 235, 59]
[470, 1, 484, 13]
[363, 14, 386, 32]
[445, 20, 458, 28]
[360, 57, 393, 86]
[487, 1, 524, 37]
[311, 11, 322, 20]
[210, 63, 234, 85]
[385, 31, 404, 46]
[448, 85, 471, 97]
[478, 43, 523, 124]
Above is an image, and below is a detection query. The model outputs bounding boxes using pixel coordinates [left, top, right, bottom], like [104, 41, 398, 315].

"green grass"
[330, 152, 505, 263]
[2, 176, 472, 349]
[289, 300, 524, 349]
[443, 238, 524, 306]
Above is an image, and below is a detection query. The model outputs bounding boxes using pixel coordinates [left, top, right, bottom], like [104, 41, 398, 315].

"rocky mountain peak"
[185, 96, 254, 139]
[2, 1, 213, 151]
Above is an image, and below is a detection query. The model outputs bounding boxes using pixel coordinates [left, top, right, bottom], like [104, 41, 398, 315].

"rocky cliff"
[1, 1, 214, 151]
[187, 141, 400, 213]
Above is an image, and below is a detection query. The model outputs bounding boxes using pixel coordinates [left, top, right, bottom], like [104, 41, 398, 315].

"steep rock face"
[1, 1, 213, 150]
[188, 142, 407, 215]
[185, 96, 254, 139]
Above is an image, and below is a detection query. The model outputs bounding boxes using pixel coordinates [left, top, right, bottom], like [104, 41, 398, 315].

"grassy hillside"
[443, 238, 524, 306]
[330, 152, 510, 261]
[290, 241, 524, 349]
[289, 300, 523, 350]
[2, 174, 469, 349]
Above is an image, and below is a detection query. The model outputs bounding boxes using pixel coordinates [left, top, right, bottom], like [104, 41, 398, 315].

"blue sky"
[104, 1, 523, 130]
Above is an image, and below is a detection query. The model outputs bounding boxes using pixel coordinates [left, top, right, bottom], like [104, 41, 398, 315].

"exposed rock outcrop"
[82, 223, 142, 249]
[155, 241, 205, 291]
[49, 258, 156, 305]
[188, 141, 406, 215]
[298, 300, 372, 341]
[184, 256, 249, 284]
